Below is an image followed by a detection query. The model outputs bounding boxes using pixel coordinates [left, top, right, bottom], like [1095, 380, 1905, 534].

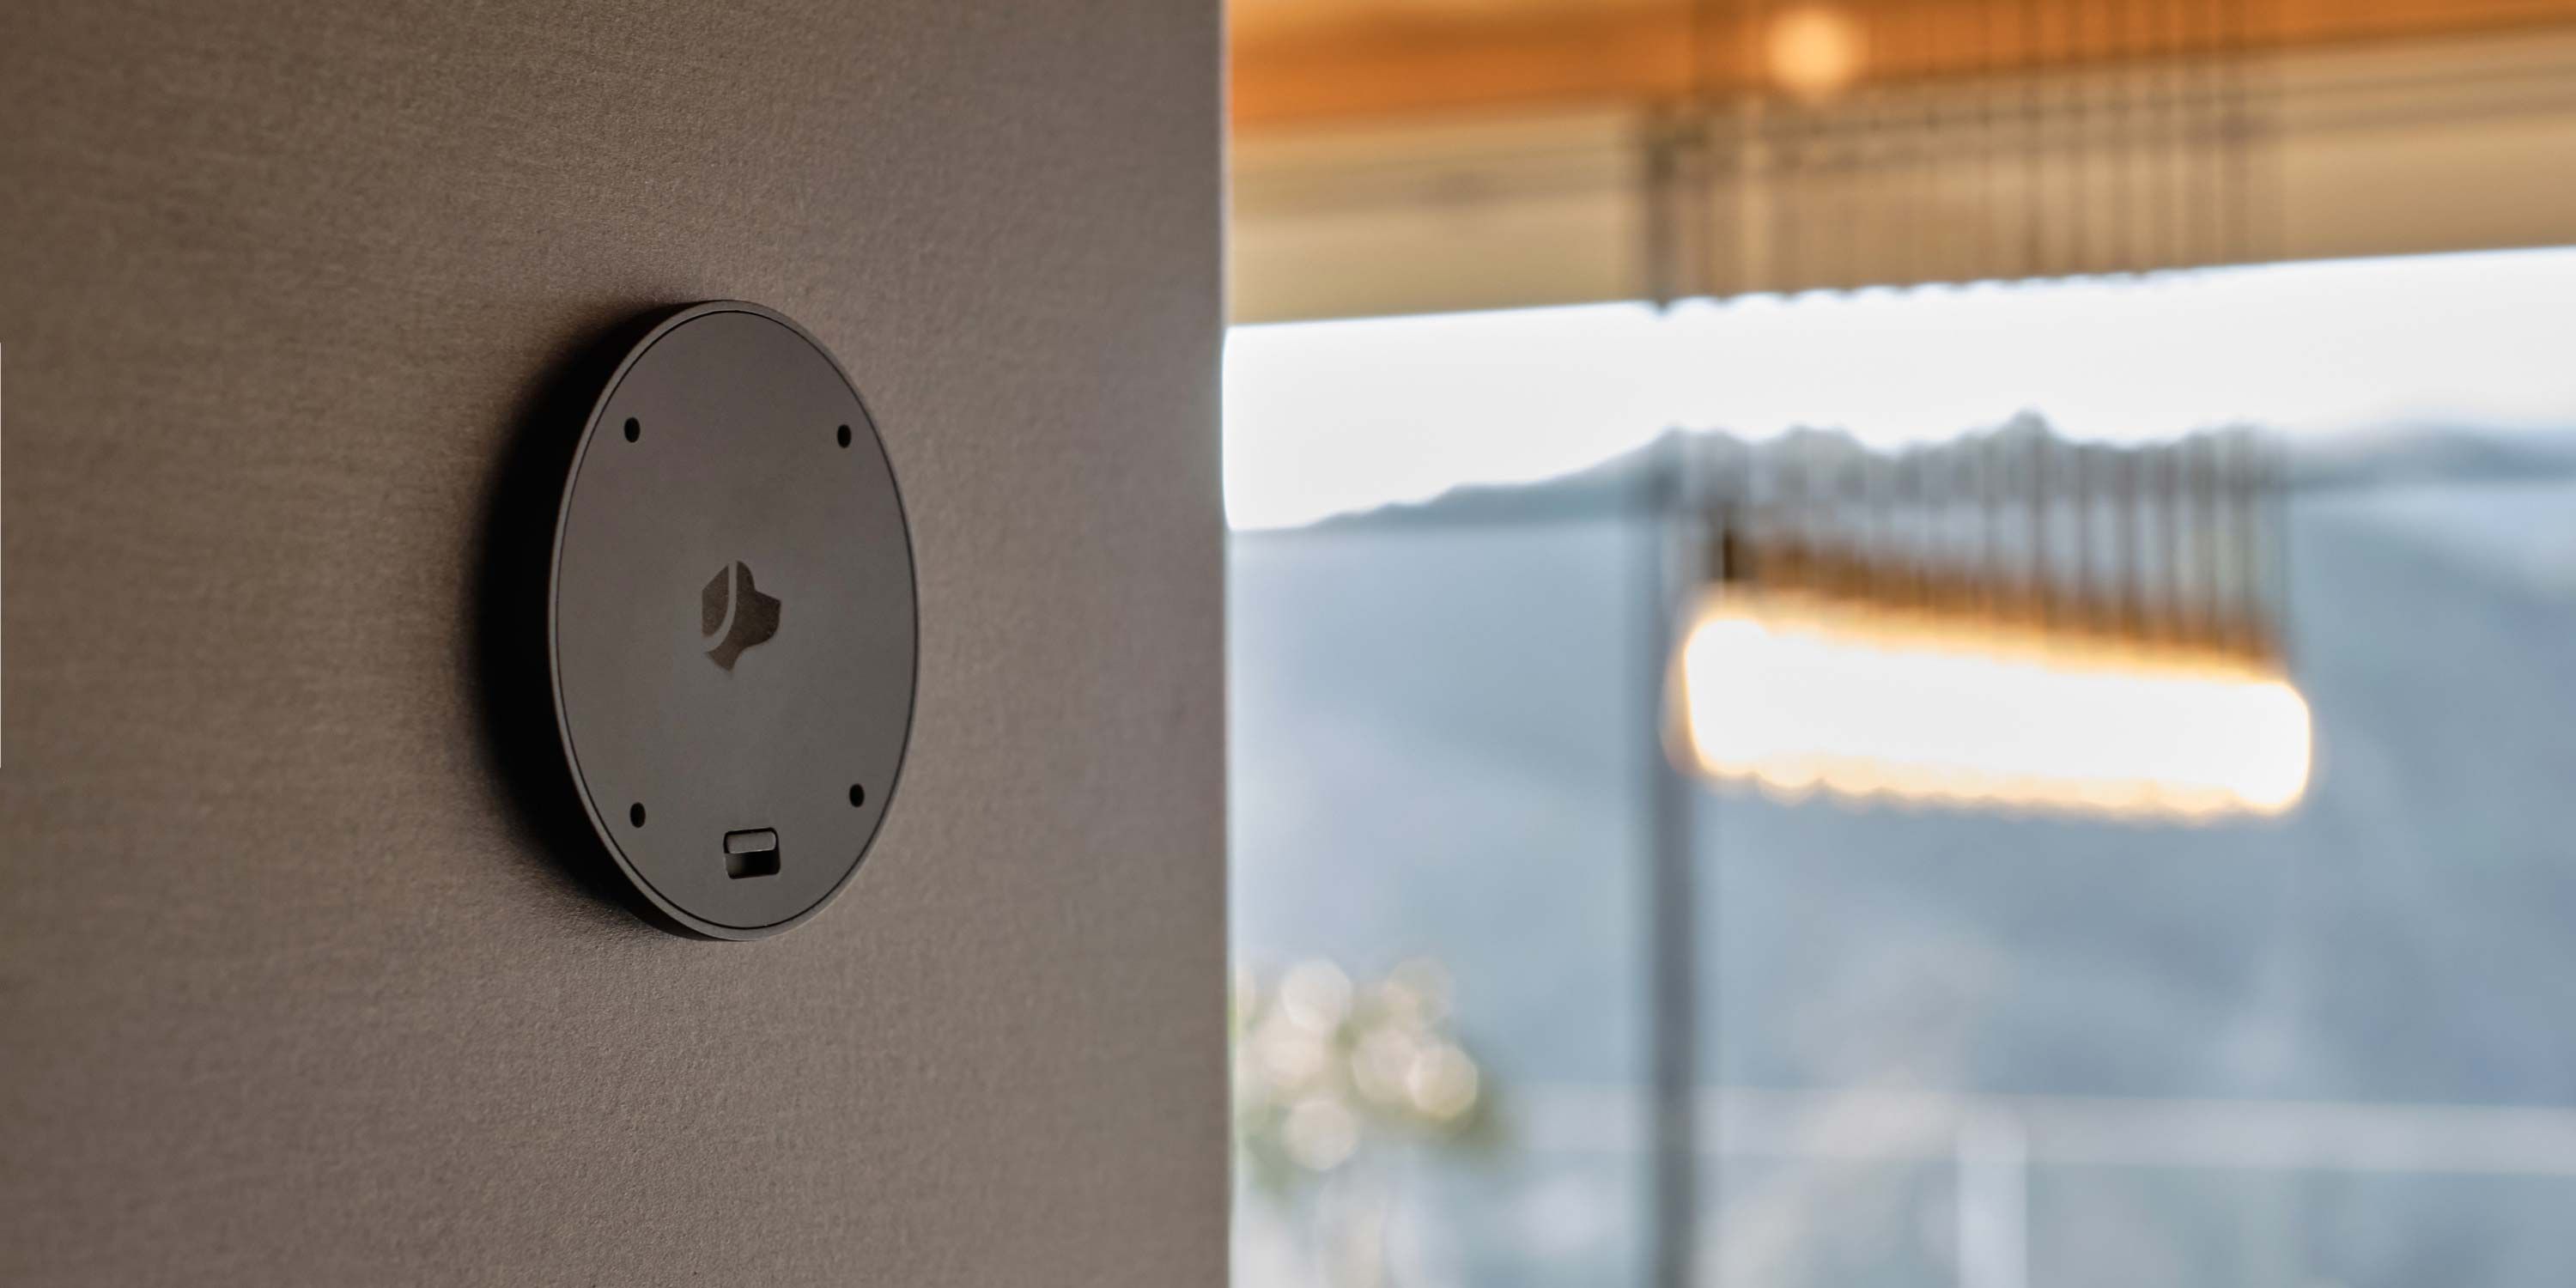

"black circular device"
[548, 301, 916, 939]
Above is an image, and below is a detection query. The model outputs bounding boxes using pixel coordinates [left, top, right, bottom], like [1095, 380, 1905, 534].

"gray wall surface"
[0, 2, 1224, 1283]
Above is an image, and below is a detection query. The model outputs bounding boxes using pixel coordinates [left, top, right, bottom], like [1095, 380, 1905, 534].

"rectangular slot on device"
[723, 829, 781, 879]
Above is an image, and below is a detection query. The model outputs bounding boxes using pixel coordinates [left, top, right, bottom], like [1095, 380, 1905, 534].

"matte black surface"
[551, 302, 917, 939]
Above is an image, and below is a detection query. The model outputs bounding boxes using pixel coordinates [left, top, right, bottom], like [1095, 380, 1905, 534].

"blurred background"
[1221, 3, 2576, 1286]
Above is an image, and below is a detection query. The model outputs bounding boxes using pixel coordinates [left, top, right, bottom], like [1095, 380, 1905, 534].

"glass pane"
[1231, 519, 1654, 1286]
[1700, 470, 2576, 1286]
[1229, 248, 2576, 1288]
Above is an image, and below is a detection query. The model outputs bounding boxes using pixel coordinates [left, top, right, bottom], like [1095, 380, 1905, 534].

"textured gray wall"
[0, 2, 1224, 1283]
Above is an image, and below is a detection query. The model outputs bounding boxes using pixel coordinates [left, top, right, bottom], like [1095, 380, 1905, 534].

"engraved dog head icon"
[701, 561, 781, 671]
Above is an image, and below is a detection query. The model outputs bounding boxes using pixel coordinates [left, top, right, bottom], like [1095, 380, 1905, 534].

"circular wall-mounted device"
[550, 301, 916, 939]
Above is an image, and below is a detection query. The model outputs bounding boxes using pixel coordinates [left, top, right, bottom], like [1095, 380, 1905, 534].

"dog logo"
[701, 561, 781, 671]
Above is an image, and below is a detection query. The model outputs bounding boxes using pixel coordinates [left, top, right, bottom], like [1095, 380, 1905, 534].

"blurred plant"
[1232, 956, 1500, 1203]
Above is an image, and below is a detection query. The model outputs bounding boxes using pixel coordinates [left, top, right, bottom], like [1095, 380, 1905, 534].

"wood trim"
[1230, 28, 2576, 319]
[1233, 0, 2576, 131]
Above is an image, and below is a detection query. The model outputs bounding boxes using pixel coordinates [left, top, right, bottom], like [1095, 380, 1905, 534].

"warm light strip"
[1672, 596, 2312, 820]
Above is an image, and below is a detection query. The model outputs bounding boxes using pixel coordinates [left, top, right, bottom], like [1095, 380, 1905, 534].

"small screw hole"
[629, 802, 647, 827]
[835, 424, 852, 448]
[623, 417, 640, 442]
[848, 784, 866, 807]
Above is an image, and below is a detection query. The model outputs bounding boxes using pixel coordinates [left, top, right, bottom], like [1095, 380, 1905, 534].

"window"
[1230, 247, 2576, 1288]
